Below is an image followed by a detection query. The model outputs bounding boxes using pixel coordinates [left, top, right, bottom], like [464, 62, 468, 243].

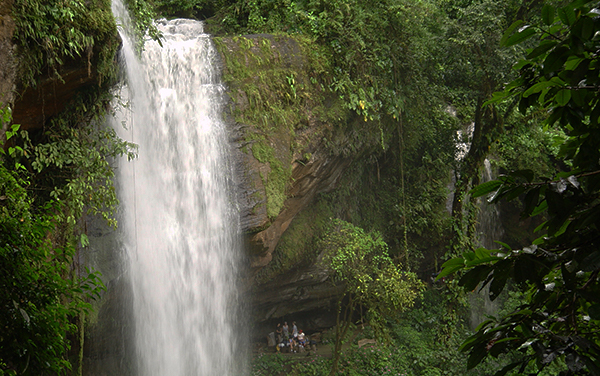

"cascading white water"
[110, 2, 244, 374]
[468, 158, 504, 329]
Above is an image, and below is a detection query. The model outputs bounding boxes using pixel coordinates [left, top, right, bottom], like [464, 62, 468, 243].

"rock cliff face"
[230, 117, 351, 267]
[0, 0, 16, 136]
[216, 34, 349, 261]
[11, 63, 101, 132]
[5, 12, 349, 336]
[215, 34, 353, 333]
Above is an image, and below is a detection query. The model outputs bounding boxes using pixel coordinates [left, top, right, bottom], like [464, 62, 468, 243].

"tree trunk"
[330, 294, 354, 376]
[450, 96, 500, 254]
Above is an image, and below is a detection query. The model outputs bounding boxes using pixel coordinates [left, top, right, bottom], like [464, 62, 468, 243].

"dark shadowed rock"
[12, 63, 100, 132]
[0, 0, 16, 137]
[250, 261, 342, 339]
[217, 33, 354, 332]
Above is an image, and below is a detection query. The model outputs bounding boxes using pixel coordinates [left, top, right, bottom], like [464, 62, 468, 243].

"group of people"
[275, 321, 307, 353]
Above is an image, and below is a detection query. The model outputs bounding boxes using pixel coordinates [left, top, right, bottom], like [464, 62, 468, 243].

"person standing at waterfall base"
[292, 321, 298, 338]
[276, 323, 283, 343]
[282, 322, 289, 340]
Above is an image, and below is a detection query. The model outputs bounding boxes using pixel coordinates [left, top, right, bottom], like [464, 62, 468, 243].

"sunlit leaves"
[319, 219, 424, 321]
[317, 219, 424, 374]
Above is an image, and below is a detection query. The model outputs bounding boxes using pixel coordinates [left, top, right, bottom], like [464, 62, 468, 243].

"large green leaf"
[505, 25, 537, 47]
[494, 360, 526, 376]
[554, 89, 572, 106]
[581, 251, 600, 272]
[530, 199, 548, 217]
[463, 248, 502, 267]
[543, 46, 570, 74]
[510, 169, 535, 183]
[470, 180, 502, 198]
[558, 6, 577, 26]
[500, 20, 525, 46]
[467, 344, 489, 369]
[542, 4, 555, 25]
[483, 89, 512, 106]
[523, 80, 558, 98]
[438, 257, 466, 279]
[459, 265, 493, 291]
[527, 40, 558, 59]
[588, 304, 600, 320]
[489, 259, 512, 300]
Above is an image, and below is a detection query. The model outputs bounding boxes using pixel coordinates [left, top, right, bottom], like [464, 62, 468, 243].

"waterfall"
[476, 159, 504, 249]
[468, 158, 504, 329]
[109, 2, 245, 374]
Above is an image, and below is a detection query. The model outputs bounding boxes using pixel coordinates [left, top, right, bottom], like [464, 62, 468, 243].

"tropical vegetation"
[2, 0, 598, 374]
[2, 0, 132, 374]
[440, 1, 600, 374]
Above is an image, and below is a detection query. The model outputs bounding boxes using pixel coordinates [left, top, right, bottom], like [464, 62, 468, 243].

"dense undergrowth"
[250, 289, 565, 376]
[1, 0, 574, 374]
[249, 290, 479, 376]
[0, 162, 104, 375]
[0, 92, 134, 376]
[1, 0, 135, 374]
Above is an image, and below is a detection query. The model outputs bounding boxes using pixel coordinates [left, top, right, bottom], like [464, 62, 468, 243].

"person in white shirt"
[298, 330, 306, 347]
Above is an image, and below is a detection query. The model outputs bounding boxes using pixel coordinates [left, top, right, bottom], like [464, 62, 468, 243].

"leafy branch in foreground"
[1, 116, 106, 375]
[318, 219, 424, 376]
[440, 0, 600, 374]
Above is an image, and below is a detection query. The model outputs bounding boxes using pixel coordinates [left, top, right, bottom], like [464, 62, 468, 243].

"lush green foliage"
[152, 2, 571, 375]
[441, 1, 600, 373]
[211, 0, 459, 273]
[122, 0, 163, 52]
[4, 0, 136, 372]
[319, 219, 424, 321]
[0, 95, 131, 375]
[212, 0, 453, 152]
[251, 352, 289, 375]
[442, 0, 524, 257]
[12, 0, 119, 87]
[153, 0, 231, 18]
[6, 0, 582, 375]
[491, 120, 562, 178]
[29, 91, 136, 228]
[318, 219, 424, 375]
[0, 143, 104, 375]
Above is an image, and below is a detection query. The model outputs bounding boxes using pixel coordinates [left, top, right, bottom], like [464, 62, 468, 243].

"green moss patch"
[214, 34, 345, 220]
[13, 0, 119, 87]
[255, 199, 334, 284]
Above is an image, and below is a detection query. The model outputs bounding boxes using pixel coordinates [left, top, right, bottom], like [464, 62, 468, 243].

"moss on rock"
[214, 33, 345, 222]
[254, 198, 334, 283]
[12, 0, 119, 88]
